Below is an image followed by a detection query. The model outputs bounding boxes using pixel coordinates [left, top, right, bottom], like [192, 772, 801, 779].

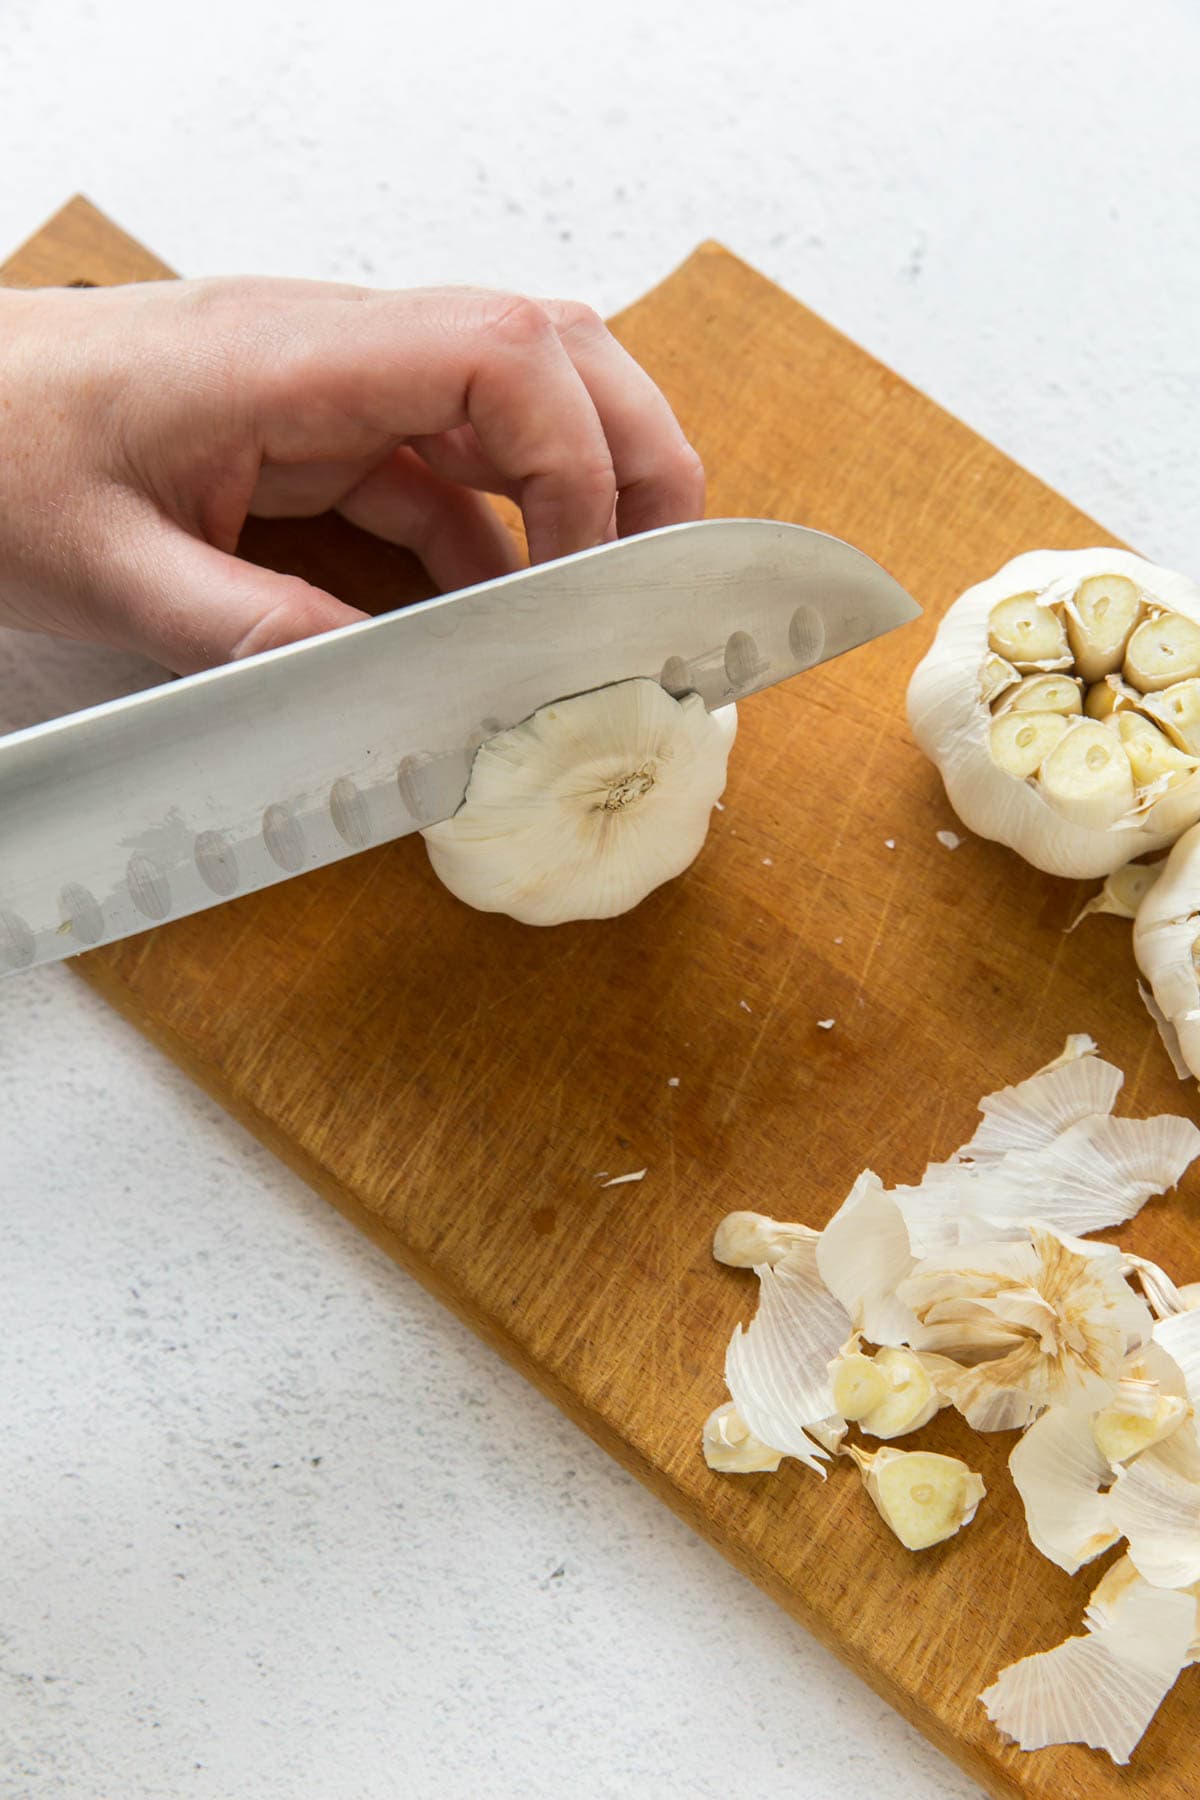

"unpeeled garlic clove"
[980, 652, 1021, 706]
[1110, 710, 1199, 787]
[987, 593, 1071, 671]
[702, 1403, 783, 1473]
[712, 1210, 818, 1269]
[1125, 611, 1200, 692]
[1093, 1392, 1188, 1464]
[850, 1445, 985, 1551]
[1140, 678, 1200, 754]
[1068, 858, 1166, 931]
[1037, 721, 1135, 830]
[1065, 573, 1142, 683]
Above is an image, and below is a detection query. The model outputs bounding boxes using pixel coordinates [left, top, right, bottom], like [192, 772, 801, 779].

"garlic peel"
[815, 1171, 918, 1345]
[1109, 1423, 1200, 1588]
[908, 548, 1200, 876]
[724, 1261, 851, 1475]
[712, 1210, 818, 1270]
[1154, 1309, 1200, 1411]
[1132, 817, 1200, 1079]
[1009, 1405, 1119, 1573]
[421, 679, 737, 926]
[979, 1579, 1195, 1765]
[702, 1403, 783, 1473]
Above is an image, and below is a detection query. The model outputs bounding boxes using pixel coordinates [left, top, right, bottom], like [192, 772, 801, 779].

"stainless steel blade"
[0, 518, 919, 975]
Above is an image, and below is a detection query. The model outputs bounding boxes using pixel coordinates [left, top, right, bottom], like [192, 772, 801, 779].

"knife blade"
[0, 517, 919, 975]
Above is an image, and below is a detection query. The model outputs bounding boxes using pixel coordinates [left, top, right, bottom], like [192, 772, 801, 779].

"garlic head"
[1133, 817, 1200, 1080]
[421, 678, 737, 925]
[907, 548, 1200, 876]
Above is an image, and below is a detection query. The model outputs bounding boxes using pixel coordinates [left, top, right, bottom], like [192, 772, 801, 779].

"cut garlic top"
[422, 678, 737, 926]
[907, 548, 1200, 877]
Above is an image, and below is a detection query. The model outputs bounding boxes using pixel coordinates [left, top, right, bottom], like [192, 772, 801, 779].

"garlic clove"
[1084, 673, 1144, 720]
[851, 1445, 985, 1551]
[1009, 1404, 1120, 1573]
[421, 679, 737, 926]
[993, 673, 1083, 717]
[1093, 1393, 1188, 1465]
[1124, 610, 1200, 693]
[1068, 859, 1166, 930]
[712, 1210, 818, 1270]
[702, 1402, 784, 1473]
[988, 710, 1071, 778]
[815, 1170, 919, 1346]
[1108, 1421, 1200, 1588]
[1037, 721, 1135, 830]
[724, 1261, 852, 1476]
[987, 593, 1071, 671]
[1065, 573, 1143, 683]
[829, 1348, 888, 1421]
[980, 652, 1021, 706]
[1110, 709, 1200, 788]
[856, 1345, 941, 1439]
[1139, 678, 1200, 754]
[979, 1578, 1196, 1765]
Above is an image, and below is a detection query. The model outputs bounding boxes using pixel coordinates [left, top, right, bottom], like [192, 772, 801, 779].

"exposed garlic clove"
[724, 1261, 852, 1476]
[1009, 1405, 1121, 1573]
[988, 710, 1071, 778]
[1068, 859, 1166, 930]
[712, 1210, 818, 1269]
[980, 1577, 1196, 1765]
[829, 1348, 888, 1421]
[850, 1445, 985, 1551]
[980, 652, 1021, 706]
[1065, 573, 1143, 683]
[1108, 1421, 1200, 1588]
[993, 673, 1083, 717]
[1093, 1393, 1188, 1464]
[856, 1346, 941, 1439]
[1140, 678, 1200, 754]
[1084, 673, 1144, 720]
[1037, 721, 1135, 830]
[421, 679, 737, 926]
[987, 593, 1071, 671]
[1110, 709, 1200, 787]
[1131, 817, 1200, 1080]
[1125, 611, 1200, 692]
[702, 1403, 783, 1473]
[815, 1170, 918, 1346]
[908, 548, 1200, 877]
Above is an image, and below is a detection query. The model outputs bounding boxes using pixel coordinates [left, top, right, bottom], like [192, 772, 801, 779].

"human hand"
[0, 278, 704, 674]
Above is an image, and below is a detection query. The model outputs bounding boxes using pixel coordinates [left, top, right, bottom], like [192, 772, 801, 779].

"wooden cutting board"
[6, 197, 1197, 1800]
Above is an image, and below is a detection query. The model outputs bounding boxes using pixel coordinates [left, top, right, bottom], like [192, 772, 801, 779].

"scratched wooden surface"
[5, 198, 1196, 1800]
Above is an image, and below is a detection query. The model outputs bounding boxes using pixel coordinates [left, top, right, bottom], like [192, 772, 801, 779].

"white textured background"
[2, 3, 1198, 1796]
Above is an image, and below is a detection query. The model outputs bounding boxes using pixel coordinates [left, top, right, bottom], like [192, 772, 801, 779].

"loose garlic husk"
[1133, 818, 1200, 1080]
[1140, 679, 1200, 754]
[713, 1210, 818, 1269]
[422, 678, 736, 925]
[908, 548, 1200, 876]
[850, 1445, 985, 1551]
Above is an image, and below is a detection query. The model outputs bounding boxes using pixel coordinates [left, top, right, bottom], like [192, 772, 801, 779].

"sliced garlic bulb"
[908, 548, 1200, 876]
[1065, 573, 1143, 683]
[702, 1403, 783, 1473]
[421, 678, 736, 926]
[850, 1445, 985, 1551]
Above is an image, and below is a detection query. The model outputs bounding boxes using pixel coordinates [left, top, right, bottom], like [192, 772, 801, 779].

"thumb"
[99, 519, 367, 674]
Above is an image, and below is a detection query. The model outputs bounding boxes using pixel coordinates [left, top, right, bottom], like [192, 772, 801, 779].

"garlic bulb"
[850, 1445, 985, 1551]
[907, 548, 1200, 876]
[1133, 817, 1200, 1080]
[421, 678, 737, 925]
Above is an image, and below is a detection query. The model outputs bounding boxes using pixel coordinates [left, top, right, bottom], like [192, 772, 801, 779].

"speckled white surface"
[3, 3, 1199, 1796]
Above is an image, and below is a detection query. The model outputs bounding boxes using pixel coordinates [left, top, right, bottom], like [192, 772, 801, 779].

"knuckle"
[550, 299, 607, 341]
[574, 450, 618, 509]
[482, 293, 552, 347]
[669, 438, 706, 493]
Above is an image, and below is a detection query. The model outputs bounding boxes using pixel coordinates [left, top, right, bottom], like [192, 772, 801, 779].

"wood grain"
[6, 197, 1197, 1800]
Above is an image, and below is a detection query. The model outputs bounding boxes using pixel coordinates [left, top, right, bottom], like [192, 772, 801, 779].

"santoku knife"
[0, 517, 919, 976]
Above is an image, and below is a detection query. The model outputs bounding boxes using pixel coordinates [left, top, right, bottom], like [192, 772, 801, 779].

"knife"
[0, 517, 919, 976]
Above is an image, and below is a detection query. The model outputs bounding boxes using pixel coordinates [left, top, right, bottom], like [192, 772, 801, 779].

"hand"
[0, 278, 704, 674]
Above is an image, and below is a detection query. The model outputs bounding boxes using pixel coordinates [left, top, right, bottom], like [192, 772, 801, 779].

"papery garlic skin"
[712, 1210, 818, 1269]
[907, 548, 1200, 877]
[422, 678, 737, 926]
[1133, 817, 1200, 1080]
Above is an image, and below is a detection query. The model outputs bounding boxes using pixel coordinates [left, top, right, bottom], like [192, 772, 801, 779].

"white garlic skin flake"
[907, 548, 1200, 877]
[422, 678, 737, 926]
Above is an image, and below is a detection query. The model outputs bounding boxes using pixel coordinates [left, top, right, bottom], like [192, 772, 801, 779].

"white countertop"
[3, 3, 1199, 1795]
